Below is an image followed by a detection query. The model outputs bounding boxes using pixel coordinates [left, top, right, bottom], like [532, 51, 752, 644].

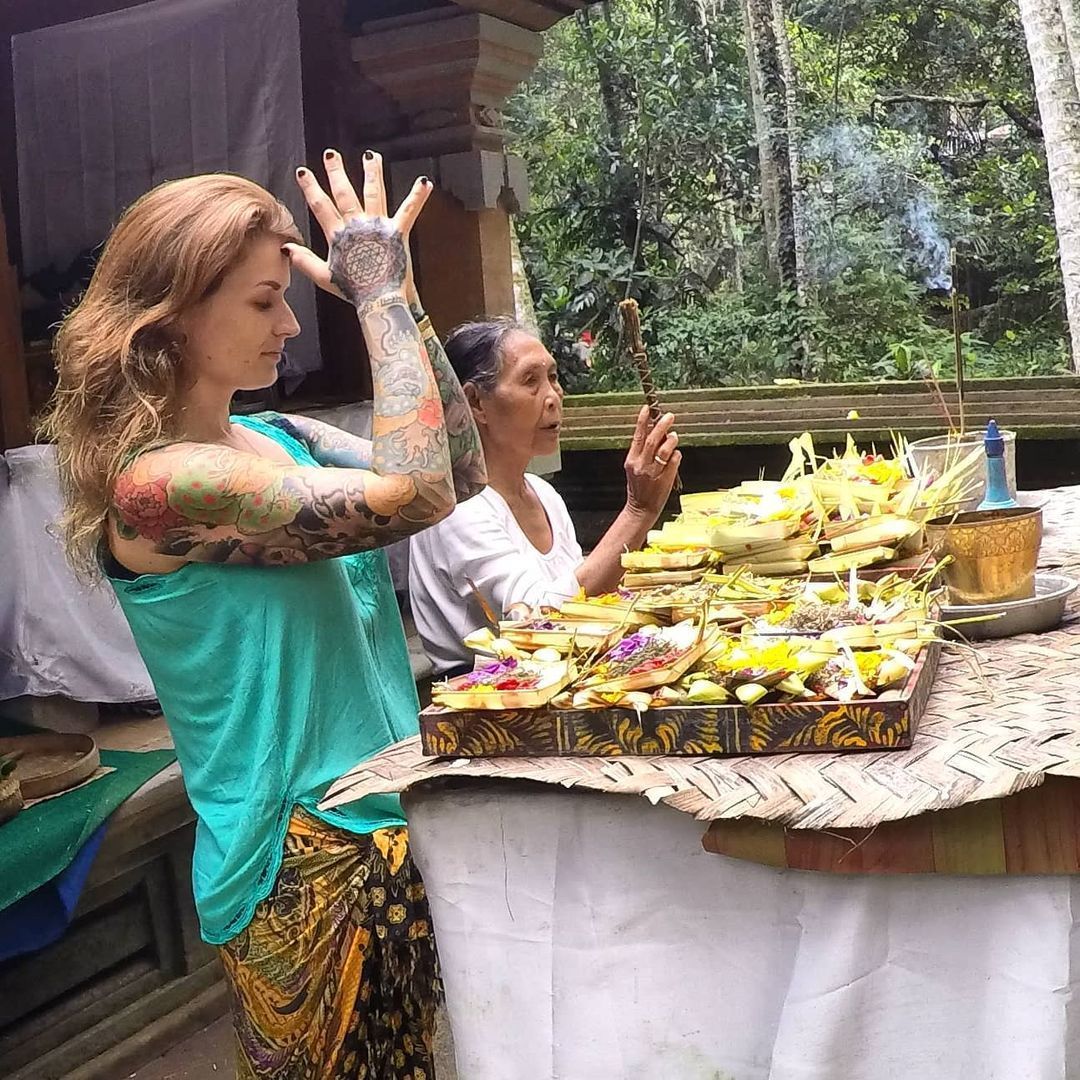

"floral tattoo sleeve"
[111, 224, 460, 565]
[410, 302, 487, 501]
[112, 445, 424, 564]
[264, 414, 373, 470]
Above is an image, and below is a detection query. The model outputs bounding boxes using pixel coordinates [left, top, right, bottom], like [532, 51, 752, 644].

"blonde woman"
[43, 151, 485, 1078]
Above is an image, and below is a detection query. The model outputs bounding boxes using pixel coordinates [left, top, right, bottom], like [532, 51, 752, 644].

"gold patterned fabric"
[219, 809, 440, 1079]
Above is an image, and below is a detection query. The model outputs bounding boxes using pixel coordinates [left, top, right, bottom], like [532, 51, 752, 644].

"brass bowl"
[925, 507, 1043, 605]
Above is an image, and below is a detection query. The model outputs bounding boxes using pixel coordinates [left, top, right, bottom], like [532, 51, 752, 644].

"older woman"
[409, 318, 681, 675]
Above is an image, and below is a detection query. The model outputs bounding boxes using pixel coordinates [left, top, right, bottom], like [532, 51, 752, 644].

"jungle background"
[506, 0, 1069, 392]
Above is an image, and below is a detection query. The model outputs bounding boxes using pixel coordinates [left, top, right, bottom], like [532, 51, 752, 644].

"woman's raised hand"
[623, 406, 682, 520]
[285, 149, 431, 316]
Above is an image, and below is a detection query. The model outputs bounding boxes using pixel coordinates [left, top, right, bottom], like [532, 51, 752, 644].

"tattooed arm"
[265, 413, 372, 470]
[112, 442, 452, 565]
[284, 151, 484, 500]
[110, 302, 453, 567]
[408, 301, 487, 501]
[263, 316, 482, 500]
[296, 153, 455, 519]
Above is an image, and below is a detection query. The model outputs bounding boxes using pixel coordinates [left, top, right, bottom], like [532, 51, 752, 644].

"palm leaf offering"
[432, 657, 576, 711]
[647, 431, 982, 577]
[559, 589, 661, 627]
[497, 618, 624, 653]
[619, 548, 712, 572]
[621, 567, 710, 589]
[438, 568, 943, 714]
[575, 620, 717, 695]
[426, 432, 980, 761]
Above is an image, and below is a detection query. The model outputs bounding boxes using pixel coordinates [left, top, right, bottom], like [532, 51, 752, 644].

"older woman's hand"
[623, 406, 681, 521]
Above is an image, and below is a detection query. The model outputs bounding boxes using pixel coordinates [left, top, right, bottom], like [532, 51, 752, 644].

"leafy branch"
[874, 93, 1043, 139]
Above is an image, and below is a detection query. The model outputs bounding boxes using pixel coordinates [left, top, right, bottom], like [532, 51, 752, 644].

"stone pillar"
[351, 9, 540, 332]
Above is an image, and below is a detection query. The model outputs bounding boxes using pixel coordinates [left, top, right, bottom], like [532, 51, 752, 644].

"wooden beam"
[0, 184, 30, 450]
[449, 0, 591, 32]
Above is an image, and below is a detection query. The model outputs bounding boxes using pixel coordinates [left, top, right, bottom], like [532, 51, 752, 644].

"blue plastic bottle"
[976, 419, 1017, 511]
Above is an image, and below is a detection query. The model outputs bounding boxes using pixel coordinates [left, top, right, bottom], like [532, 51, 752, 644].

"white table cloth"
[407, 784, 1080, 1080]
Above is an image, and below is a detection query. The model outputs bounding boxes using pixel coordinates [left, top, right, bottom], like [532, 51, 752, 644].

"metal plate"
[941, 572, 1079, 640]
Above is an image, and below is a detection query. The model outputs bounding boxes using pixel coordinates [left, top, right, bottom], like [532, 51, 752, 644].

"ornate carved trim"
[352, 12, 542, 157]
[390, 151, 531, 213]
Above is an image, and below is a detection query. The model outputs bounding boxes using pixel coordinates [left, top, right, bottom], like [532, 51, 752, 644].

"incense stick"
[950, 247, 966, 438]
[618, 300, 662, 422]
[618, 299, 682, 493]
[465, 576, 499, 630]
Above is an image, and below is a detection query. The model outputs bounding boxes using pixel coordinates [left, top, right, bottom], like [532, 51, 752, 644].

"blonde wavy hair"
[40, 174, 302, 579]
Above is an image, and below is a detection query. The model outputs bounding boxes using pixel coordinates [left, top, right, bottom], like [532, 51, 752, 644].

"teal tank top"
[109, 415, 416, 944]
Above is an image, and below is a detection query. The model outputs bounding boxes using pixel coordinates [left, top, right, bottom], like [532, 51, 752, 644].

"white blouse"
[408, 475, 584, 675]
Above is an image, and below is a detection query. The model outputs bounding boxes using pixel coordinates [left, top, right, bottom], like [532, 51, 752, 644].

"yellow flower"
[388, 903, 408, 924]
[847, 409, 860, 420]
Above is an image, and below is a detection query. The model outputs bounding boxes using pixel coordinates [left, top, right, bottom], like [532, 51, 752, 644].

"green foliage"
[507, 0, 1070, 390]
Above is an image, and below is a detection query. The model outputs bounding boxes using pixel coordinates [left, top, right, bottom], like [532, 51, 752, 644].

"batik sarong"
[219, 809, 440, 1079]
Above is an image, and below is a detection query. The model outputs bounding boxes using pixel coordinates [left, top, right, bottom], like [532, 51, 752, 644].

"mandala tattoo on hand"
[328, 218, 409, 312]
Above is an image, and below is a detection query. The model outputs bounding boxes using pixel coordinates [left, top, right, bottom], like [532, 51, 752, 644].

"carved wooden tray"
[420, 645, 939, 759]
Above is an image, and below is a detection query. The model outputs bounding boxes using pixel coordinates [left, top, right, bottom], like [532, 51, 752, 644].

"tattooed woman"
[42, 151, 485, 1079]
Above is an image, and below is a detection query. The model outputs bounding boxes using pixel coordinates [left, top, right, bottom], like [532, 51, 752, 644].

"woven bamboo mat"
[322, 490, 1080, 830]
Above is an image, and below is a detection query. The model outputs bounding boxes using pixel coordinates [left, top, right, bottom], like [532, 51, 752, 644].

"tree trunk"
[741, 0, 779, 278]
[1017, 0, 1080, 373]
[772, 0, 810, 301]
[725, 203, 745, 292]
[1058, 0, 1080, 91]
[579, 6, 626, 155]
[744, 0, 797, 292]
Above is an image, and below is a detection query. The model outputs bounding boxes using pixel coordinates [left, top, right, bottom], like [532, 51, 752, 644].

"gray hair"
[443, 317, 528, 393]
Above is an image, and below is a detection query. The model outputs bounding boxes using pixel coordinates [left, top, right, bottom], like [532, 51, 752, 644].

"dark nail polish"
[324, 149, 334, 160]
[419, 176, 429, 185]
[296, 167, 307, 177]
[364, 150, 375, 161]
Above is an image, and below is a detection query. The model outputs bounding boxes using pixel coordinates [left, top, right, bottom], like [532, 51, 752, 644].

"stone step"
[561, 419, 1080, 450]
[566, 412, 1080, 433]
[564, 390, 1080, 418]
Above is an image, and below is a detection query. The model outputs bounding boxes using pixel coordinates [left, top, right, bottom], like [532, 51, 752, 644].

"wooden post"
[353, 10, 540, 332]
[411, 187, 515, 330]
[0, 186, 30, 450]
